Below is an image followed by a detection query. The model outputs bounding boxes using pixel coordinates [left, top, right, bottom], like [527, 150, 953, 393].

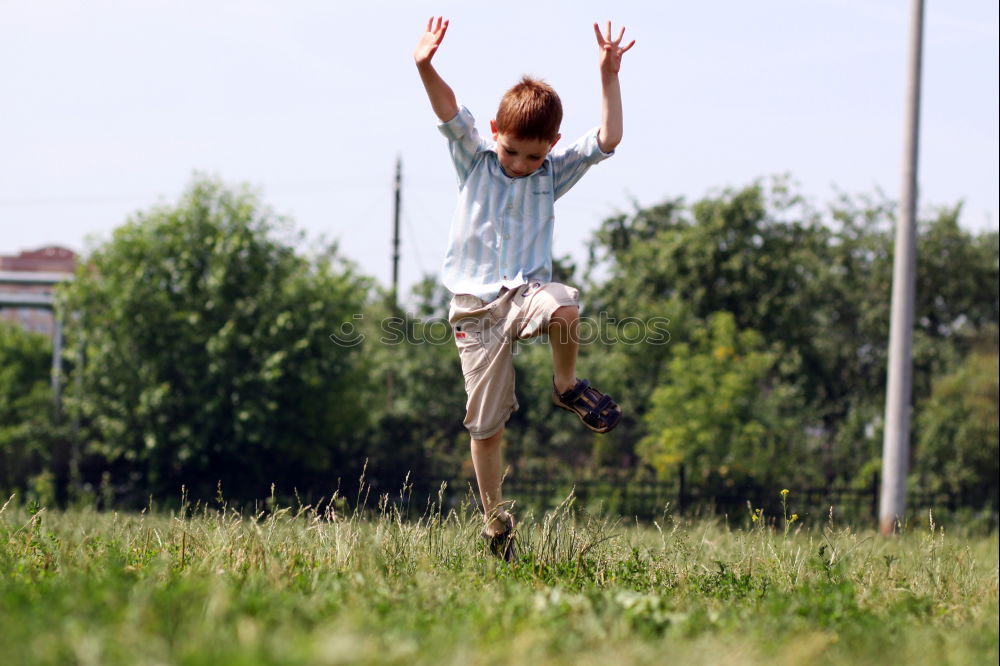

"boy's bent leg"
[470, 426, 510, 535]
[549, 304, 580, 395]
[510, 284, 581, 393]
[511, 283, 621, 432]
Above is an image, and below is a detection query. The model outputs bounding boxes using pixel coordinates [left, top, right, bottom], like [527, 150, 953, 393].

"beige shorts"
[449, 282, 579, 439]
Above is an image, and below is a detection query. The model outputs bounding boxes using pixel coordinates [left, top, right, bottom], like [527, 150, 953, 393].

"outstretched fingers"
[594, 21, 634, 53]
[415, 16, 450, 65]
[426, 16, 449, 38]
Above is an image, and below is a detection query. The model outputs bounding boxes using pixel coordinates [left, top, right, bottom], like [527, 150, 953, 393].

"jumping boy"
[414, 17, 635, 561]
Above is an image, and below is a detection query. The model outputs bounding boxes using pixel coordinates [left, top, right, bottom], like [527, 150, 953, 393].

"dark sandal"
[552, 378, 622, 433]
[480, 514, 517, 563]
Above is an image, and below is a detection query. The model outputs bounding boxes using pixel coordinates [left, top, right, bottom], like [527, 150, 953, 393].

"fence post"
[678, 464, 687, 515]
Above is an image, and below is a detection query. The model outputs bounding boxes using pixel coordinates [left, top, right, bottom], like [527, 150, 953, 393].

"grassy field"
[1, 491, 997, 666]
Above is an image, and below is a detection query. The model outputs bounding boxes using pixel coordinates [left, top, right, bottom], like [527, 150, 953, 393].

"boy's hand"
[414, 16, 449, 66]
[414, 16, 458, 122]
[593, 21, 635, 78]
[592, 21, 633, 153]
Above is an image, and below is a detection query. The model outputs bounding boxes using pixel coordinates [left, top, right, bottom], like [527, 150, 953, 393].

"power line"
[0, 179, 388, 208]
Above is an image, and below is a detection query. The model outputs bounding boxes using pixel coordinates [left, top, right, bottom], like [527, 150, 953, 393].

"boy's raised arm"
[593, 21, 635, 154]
[414, 17, 459, 123]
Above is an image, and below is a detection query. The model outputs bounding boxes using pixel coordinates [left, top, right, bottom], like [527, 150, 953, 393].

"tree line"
[1, 176, 996, 511]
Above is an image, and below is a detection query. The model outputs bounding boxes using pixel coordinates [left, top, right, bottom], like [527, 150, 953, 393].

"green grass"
[1, 491, 997, 666]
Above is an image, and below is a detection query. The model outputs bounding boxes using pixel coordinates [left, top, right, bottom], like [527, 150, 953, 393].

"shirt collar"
[485, 142, 551, 178]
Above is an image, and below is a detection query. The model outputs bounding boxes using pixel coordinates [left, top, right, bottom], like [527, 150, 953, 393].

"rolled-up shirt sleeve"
[438, 106, 489, 187]
[549, 128, 614, 200]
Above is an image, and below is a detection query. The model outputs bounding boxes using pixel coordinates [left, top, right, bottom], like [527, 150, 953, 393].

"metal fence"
[501, 467, 993, 527]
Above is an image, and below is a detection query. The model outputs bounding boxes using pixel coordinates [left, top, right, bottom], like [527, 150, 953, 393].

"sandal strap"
[557, 378, 590, 404]
[593, 394, 615, 414]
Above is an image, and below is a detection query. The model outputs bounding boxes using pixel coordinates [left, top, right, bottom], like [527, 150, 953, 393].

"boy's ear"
[549, 133, 561, 150]
[489, 119, 499, 139]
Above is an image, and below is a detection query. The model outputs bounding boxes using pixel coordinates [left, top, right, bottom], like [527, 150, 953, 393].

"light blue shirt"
[438, 106, 613, 300]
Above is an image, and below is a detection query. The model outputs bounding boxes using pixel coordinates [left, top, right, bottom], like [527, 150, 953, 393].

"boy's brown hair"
[494, 76, 563, 142]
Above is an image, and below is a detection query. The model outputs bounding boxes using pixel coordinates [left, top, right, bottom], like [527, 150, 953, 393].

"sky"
[1, 0, 997, 303]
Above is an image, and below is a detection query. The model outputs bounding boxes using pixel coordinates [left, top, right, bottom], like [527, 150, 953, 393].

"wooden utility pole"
[387, 157, 402, 410]
[392, 156, 402, 313]
[880, 0, 925, 535]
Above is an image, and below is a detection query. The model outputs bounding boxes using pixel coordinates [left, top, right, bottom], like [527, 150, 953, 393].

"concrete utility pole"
[880, 0, 925, 535]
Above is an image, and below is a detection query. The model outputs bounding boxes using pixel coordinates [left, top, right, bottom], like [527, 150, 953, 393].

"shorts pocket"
[455, 324, 489, 377]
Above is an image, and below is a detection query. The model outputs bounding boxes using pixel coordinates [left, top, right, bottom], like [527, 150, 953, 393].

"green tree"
[584, 181, 829, 467]
[915, 337, 999, 507]
[821, 199, 999, 482]
[586, 181, 999, 486]
[638, 312, 810, 486]
[353, 276, 469, 493]
[60, 177, 372, 502]
[0, 322, 62, 496]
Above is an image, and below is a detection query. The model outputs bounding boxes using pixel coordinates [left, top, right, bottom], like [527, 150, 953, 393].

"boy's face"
[490, 120, 560, 178]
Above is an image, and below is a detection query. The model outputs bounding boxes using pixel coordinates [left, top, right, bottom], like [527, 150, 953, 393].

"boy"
[414, 17, 635, 561]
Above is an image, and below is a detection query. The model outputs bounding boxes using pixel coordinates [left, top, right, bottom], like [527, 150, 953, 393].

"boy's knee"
[550, 305, 579, 326]
[548, 305, 580, 346]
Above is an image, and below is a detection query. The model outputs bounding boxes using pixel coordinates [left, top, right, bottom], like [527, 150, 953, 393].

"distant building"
[0, 246, 76, 273]
[0, 246, 77, 336]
